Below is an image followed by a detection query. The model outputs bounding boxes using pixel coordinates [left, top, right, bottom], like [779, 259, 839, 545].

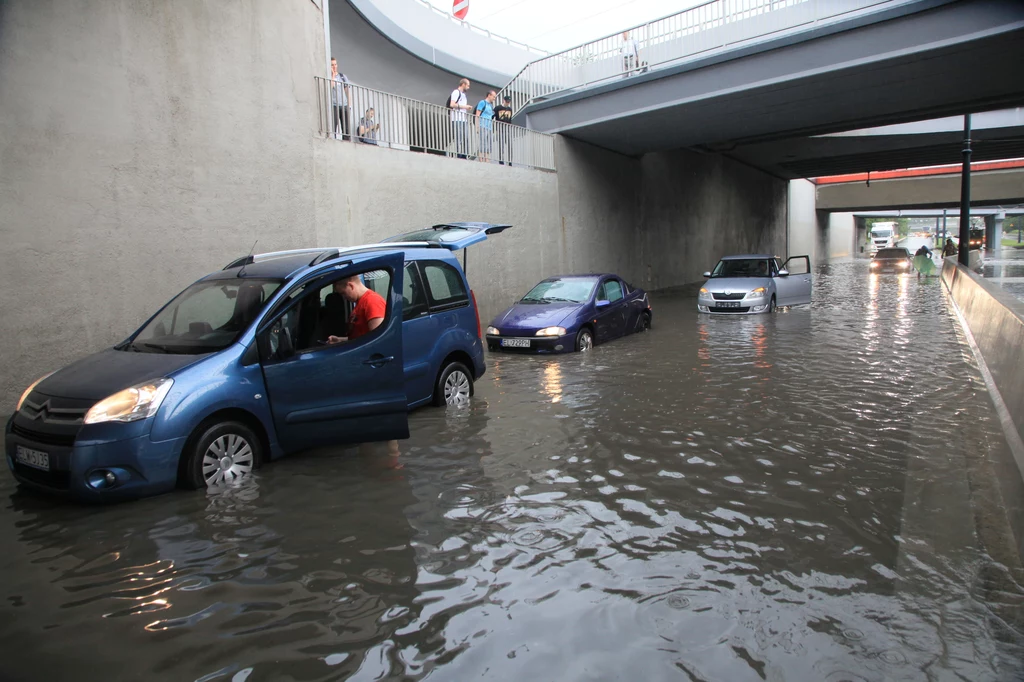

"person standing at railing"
[449, 78, 473, 159]
[475, 90, 496, 164]
[330, 58, 351, 141]
[494, 94, 514, 166]
[358, 108, 380, 145]
[621, 31, 640, 77]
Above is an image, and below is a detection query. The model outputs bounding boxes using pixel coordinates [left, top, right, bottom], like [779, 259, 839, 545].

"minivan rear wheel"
[433, 362, 474, 407]
[180, 420, 262, 490]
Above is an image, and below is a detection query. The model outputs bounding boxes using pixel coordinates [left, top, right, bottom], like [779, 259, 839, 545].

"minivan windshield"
[521, 278, 597, 304]
[129, 279, 282, 354]
[711, 259, 771, 278]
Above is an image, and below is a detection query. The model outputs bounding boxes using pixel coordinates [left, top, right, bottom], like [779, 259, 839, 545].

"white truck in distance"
[870, 222, 898, 251]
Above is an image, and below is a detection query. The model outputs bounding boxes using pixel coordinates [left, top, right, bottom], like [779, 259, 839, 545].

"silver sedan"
[697, 254, 812, 314]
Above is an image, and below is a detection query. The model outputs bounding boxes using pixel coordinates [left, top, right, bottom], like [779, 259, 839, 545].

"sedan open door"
[777, 255, 812, 306]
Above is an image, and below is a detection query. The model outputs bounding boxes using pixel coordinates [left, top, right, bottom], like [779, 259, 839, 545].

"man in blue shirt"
[475, 90, 496, 163]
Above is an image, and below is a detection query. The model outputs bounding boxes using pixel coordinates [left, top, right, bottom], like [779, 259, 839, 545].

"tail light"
[471, 290, 481, 338]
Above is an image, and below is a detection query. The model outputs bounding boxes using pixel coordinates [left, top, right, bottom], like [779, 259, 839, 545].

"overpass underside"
[519, 0, 1024, 180]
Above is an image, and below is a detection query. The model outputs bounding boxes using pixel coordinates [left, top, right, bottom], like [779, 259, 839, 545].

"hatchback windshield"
[130, 279, 282, 354]
[874, 248, 910, 259]
[521, 278, 597, 304]
[711, 259, 771, 278]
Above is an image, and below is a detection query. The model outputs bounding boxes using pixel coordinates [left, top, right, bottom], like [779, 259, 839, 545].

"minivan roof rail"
[222, 242, 441, 270]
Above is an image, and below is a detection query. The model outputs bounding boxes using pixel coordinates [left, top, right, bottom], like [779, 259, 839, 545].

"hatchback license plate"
[501, 338, 531, 348]
[719, 301, 740, 308]
[15, 445, 50, 471]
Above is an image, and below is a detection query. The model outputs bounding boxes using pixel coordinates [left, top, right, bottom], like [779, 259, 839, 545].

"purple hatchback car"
[486, 274, 651, 353]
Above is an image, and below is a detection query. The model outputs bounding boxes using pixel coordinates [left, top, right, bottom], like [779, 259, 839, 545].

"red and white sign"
[453, 0, 469, 20]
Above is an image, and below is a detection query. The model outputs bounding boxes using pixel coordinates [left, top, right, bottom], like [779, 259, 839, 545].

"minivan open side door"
[256, 253, 409, 453]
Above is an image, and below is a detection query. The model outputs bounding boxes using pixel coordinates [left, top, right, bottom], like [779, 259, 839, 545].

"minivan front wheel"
[434, 362, 473, 407]
[181, 421, 262, 489]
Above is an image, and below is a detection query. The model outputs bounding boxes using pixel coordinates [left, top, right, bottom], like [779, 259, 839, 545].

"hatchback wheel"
[576, 328, 594, 352]
[769, 296, 777, 313]
[434, 362, 473, 407]
[181, 421, 262, 489]
[638, 312, 652, 332]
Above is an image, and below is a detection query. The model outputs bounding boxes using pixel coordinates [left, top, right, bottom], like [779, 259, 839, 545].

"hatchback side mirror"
[777, 269, 790, 277]
[595, 299, 610, 308]
[702, 271, 711, 278]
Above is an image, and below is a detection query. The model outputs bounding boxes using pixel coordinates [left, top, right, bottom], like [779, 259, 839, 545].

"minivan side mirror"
[777, 269, 790, 277]
[703, 271, 711, 278]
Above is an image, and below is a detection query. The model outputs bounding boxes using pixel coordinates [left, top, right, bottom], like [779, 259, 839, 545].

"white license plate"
[15, 445, 50, 471]
[718, 301, 740, 308]
[501, 338, 531, 348]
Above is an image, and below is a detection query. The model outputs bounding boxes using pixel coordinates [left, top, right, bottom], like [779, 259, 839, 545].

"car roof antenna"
[238, 239, 258, 277]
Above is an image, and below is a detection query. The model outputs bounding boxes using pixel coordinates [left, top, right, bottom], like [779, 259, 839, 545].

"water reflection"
[1, 261, 1022, 680]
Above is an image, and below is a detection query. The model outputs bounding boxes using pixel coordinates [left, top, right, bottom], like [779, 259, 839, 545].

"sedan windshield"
[129, 279, 282, 354]
[711, 259, 771, 278]
[521, 278, 597, 304]
[874, 248, 910, 259]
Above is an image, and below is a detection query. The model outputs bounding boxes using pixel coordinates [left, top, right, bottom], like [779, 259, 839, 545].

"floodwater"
[980, 248, 1024, 304]
[2, 260, 1024, 681]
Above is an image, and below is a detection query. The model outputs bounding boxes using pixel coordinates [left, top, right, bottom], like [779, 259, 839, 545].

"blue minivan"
[6, 223, 510, 500]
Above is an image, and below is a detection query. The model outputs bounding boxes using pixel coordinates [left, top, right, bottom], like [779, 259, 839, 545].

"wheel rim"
[444, 370, 471, 406]
[579, 331, 593, 351]
[642, 315, 651, 331]
[201, 433, 254, 487]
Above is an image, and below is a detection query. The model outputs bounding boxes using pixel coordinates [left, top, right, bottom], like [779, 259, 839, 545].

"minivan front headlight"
[16, 372, 55, 412]
[84, 378, 174, 425]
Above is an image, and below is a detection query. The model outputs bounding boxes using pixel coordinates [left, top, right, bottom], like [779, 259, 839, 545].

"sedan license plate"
[15, 445, 50, 471]
[501, 338, 531, 348]
[719, 301, 740, 308]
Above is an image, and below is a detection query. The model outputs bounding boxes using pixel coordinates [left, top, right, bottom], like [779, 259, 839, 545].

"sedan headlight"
[486, 326, 500, 336]
[870, 261, 879, 268]
[535, 326, 566, 337]
[84, 378, 174, 425]
[899, 261, 909, 268]
[16, 372, 55, 412]
[745, 287, 767, 298]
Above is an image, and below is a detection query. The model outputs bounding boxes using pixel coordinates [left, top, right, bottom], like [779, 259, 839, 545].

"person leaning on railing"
[330, 57, 351, 140]
[493, 95, 514, 166]
[358, 108, 380, 145]
[449, 78, 473, 160]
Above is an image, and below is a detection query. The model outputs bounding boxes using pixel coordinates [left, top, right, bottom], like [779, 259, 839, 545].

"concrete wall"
[312, 141, 562, 325]
[329, 0, 505, 104]
[0, 0, 325, 409]
[640, 149, 788, 289]
[788, 180, 819, 261]
[828, 212, 856, 259]
[343, 0, 536, 89]
[941, 259, 1024, 558]
[816, 170, 1024, 211]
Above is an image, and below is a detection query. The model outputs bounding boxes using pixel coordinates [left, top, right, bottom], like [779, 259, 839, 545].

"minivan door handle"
[363, 354, 395, 368]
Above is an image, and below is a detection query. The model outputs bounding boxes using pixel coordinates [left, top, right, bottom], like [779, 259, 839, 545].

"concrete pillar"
[986, 211, 1004, 253]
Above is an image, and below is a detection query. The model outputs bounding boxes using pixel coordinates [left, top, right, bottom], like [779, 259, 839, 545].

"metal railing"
[500, 0, 895, 115]
[413, 0, 549, 56]
[316, 78, 556, 172]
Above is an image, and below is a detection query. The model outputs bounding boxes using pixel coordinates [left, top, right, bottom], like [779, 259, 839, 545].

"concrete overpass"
[514, 0, 1024, 179]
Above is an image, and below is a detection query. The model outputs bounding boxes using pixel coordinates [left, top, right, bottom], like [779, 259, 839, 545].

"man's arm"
[367, 317, 383, 332]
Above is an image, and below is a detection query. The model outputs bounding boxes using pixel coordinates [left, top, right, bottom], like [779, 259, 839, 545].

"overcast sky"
[423, 0, 703, 52]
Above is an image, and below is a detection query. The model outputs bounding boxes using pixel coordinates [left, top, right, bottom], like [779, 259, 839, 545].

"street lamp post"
[958, 114, 972, 267]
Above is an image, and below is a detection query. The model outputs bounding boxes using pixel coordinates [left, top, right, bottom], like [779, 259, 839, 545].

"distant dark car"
[486, 274, 651, 353]
[870, 247, 913, 273]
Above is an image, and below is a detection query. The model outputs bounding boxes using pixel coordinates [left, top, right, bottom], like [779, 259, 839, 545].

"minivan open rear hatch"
[382, 223, 512, 251]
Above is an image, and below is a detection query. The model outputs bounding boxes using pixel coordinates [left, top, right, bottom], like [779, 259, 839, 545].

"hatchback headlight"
[535, 327, 566, 337]
[486, 326, 500, 336]
[16, 372, 54, 412]
[699, 287, 709, 295]
[746, 287, 767, 298]
[84, 378, 174, 425]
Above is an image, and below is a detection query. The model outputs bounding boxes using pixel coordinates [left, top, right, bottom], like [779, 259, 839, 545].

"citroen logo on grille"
[30, 400, 50, 420]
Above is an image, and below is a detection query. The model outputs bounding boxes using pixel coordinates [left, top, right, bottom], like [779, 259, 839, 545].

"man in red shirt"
[327, 275, 387, 344]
